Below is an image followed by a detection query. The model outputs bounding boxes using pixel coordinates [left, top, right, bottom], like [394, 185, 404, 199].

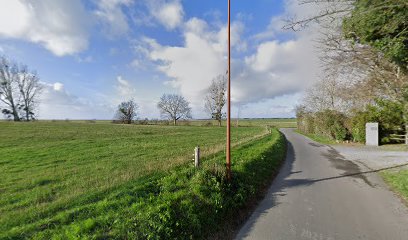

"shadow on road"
[237, 135, 408, 239]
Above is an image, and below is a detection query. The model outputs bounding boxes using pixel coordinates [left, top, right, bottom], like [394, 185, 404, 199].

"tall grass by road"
[382, 170, 408, 204]
[0, 121, 286, 239]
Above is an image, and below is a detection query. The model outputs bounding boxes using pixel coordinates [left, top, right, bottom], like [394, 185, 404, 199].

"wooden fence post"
[194, 146, 200, 168]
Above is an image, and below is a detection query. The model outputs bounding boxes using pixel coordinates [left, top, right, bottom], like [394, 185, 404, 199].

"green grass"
[294, 130, 337, 145]
[208, 118, 297, 128]
[0, 121, 286, 239]
[296, 129, 408, 150]
[381, 170, 408, 203]
[30, 118, 298, 128]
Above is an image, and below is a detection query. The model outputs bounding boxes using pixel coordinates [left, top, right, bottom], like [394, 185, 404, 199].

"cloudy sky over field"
[0, 0, 321, 119]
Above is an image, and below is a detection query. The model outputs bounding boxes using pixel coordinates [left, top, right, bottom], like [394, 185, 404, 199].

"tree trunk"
[173, 119, 177, 126]
[25, 104, 30, 121]
[218, 119, 222, 127]
[13, 112, 20, 121]
[11, 103, 20, 122]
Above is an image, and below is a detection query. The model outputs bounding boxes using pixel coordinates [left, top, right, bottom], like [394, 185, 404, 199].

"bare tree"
[204, 74, 227, 126]
[115, 100, 138, 124]
[303, 77, 341, 112]
[17, 66, 42, 121]
[0, 56, 42, 121]
[287, 0, 407, 114]
[317, 22, 408, 109]
[284, 0, 354, 31]
[0, 57, 19, 121]
[157, 94, 192, 125]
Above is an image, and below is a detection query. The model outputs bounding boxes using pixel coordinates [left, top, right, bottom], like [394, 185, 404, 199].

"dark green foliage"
[119, 130, 286, 239]
[402, 86, 408, 122]
[366, 99, 405, 143]
[349, 110, 373, 143]
[314, 110, 348, 141]
[297, 110, 348, 141]
[299, 99, 405, 144]
[343, 0, 408, 70]
[114, 100, 138, 124]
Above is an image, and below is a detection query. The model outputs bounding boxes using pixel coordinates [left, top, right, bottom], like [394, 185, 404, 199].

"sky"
[0, 0, 322, 120]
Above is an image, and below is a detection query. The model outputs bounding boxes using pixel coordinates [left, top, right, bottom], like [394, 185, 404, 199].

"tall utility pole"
[226, 0, 232, 181]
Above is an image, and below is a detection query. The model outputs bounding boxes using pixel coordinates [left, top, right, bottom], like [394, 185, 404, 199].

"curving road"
[236, 128, 408, 240]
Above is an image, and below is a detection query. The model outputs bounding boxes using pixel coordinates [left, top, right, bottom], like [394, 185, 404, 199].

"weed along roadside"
[111, 128, 287, 239]
[0, 123, 287, 239]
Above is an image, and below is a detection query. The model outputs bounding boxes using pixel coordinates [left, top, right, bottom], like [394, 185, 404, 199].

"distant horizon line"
[0, 117, 296, 121]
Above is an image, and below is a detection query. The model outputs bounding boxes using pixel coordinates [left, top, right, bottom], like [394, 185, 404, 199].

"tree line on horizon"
[0, 54, 228, 125]
[114, 74, 227, 126]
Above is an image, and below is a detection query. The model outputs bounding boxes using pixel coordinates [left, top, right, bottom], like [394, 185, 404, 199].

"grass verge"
[294, 130, 337, 145]
[381, 170, 408, 204]
[1, 127, 286, 239]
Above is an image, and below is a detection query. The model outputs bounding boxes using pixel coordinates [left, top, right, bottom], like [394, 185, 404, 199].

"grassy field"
[0, 120, 288, 238]
[36, 118, 298, 128]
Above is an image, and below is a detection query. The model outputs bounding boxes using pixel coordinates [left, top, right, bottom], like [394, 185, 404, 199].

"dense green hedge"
[297, 99, 406, 144]
[4, 129, 286, 239]
[298, 109, 348, 141]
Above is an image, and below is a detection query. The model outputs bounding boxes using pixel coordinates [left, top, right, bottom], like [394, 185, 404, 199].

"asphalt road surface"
[236, 128, 408, 240]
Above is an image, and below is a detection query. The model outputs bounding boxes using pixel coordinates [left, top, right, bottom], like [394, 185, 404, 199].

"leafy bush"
[138, 118, 149, 125]
[303, 114, 316, 134]
[343, 0, 408, 69]
[349, 110, 372, 143]
[299, 98, 407, 144]
[122, 129, 286, 239]
[301, 110, 348, 141]
[367, 99, 405, 144]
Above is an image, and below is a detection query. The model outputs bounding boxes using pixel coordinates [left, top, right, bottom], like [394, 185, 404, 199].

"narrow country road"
[236, 128, 408, 240]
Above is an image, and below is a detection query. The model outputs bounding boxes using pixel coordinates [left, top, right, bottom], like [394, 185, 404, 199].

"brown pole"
[226, 0, 232, 181]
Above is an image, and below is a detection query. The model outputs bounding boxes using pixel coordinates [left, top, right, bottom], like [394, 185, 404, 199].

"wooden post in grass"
[194, 146, 200, 168]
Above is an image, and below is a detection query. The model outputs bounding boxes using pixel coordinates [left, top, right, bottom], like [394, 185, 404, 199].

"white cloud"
[239, 96, 299, 119]
[111, 76, 162, 119]
[141, 14, 320, 116]
[115, 75, 137, 101]
[245, 41, 298, 72]
[146, 0, 184, 30]
[235, 33, 321, 104]
[146, 21, 224, 107]
[138, 17, 248, 112]
[76, 55, 94, 63]
[38, 78, 156, 120]
[38, 82, 113, 119]
[53, 82, 64, 92]
[94, 0, 133, 36]
[0, 0, 90, 56]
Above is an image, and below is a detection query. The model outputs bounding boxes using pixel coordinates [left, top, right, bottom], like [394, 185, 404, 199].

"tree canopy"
[343, 0, 408, 70]
[114, 100, 138, 124]
[0, 56, 42, 121]
[157, 94, 192, 125]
